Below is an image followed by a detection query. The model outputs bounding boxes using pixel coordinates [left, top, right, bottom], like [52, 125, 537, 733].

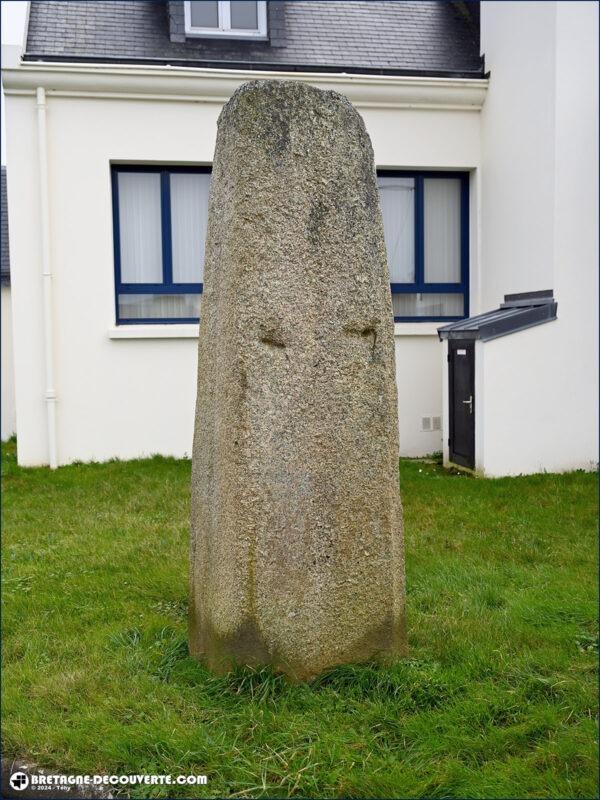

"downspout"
[36, 86, 58, 468]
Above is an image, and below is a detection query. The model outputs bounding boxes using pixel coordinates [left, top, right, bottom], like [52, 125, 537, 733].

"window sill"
[108, 324, 199, 339]
[185, 31, 268, 40]
[394, 323, 441, 336]
[109, 323, 440, 340]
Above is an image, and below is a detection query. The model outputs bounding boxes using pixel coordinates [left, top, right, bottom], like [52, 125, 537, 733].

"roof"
[24, 1, 483, 78]
[438, 291, 558, 342]
[1, 167, 9, 286]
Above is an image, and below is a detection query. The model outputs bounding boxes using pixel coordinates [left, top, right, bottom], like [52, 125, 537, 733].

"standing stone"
[190, 80, 406, 681]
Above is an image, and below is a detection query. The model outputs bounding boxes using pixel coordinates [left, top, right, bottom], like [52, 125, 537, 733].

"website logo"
[9, 771, 30, 791]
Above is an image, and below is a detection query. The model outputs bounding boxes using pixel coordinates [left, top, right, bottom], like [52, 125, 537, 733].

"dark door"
[449, 340, 475, 469]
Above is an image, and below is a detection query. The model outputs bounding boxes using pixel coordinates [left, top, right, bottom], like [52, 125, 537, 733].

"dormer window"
[184, 1, 268, 40]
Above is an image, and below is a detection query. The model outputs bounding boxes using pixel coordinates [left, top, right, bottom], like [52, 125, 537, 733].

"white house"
[1, 0, 597, 476]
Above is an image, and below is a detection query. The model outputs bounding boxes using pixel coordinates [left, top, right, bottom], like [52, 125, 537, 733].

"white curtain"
[118, 172, 162, 283]
[119, 293, 201, 320]
[424, 178, 461, 283]
[378, 177, 415, 283]
[392, 293, 463, 318]
[170, 172, 210, 284]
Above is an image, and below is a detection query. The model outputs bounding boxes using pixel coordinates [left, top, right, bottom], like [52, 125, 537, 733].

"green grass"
[1, 437, 598, 798]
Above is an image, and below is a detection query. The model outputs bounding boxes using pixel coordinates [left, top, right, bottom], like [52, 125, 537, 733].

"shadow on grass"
[109, 623, 463, 711]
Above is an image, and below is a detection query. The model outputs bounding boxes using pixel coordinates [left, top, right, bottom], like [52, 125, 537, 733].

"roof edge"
[22, 53, 486, 81]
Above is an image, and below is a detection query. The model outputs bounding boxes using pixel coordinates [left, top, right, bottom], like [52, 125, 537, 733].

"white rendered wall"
[4, 93, 48, 462]
[478, 1, 598, 475]
[480, 1, 558, 306]
[479, 327, 561, 477]
[395, 332, 443, 457]
[3, 71, 482, 466]
[551, 1, 599, 474]
[1, 284, 16, 439]
[477, 318, 597, 477]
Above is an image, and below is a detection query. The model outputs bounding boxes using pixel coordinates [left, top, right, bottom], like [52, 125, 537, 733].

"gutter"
[22, 52, 487, 81]
[36, 86, 58, 468]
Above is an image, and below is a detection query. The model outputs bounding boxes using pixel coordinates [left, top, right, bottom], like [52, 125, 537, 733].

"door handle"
[462, 395, 473, 415]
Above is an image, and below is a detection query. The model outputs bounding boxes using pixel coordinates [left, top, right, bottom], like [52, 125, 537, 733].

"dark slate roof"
[24, 1, 483, 77]
[1, 167, 9, 286]
[438, 291, 557, 342]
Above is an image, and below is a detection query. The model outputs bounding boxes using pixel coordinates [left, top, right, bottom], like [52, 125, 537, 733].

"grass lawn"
[1, 437, 598, 799]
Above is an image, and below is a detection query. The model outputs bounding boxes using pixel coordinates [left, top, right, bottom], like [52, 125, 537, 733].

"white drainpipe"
[36, 86, 58, 468]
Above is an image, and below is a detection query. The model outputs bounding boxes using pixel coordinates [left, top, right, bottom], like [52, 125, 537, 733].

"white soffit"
[2, 60, 488, 111]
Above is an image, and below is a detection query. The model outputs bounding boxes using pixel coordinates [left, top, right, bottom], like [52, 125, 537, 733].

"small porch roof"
[438, 290, 557, 342]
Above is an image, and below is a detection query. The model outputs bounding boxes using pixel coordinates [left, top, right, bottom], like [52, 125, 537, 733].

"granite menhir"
[190, 80, 406, 680]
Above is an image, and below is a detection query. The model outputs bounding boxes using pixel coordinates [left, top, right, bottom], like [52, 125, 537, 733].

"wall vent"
[421, 416, 432, 432]
[432, 416, 442, 431]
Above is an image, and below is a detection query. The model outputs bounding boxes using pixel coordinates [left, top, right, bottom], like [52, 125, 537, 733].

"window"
[112, 166, 210, 325]
[184, 1, 268, 39]
[378, 172, 469, 322]
[112, 165, 467, 326]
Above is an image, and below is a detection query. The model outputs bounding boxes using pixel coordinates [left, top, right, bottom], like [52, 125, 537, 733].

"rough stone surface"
[190, 80, 406, 681]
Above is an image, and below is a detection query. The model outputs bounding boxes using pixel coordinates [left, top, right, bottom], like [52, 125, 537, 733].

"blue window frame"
[112, 165, 210, 325]
[377, 170, 469, 322]
[112, 165, 468, 325]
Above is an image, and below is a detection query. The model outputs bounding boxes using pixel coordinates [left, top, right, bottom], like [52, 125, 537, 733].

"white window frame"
[184, 1, 268, 40]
